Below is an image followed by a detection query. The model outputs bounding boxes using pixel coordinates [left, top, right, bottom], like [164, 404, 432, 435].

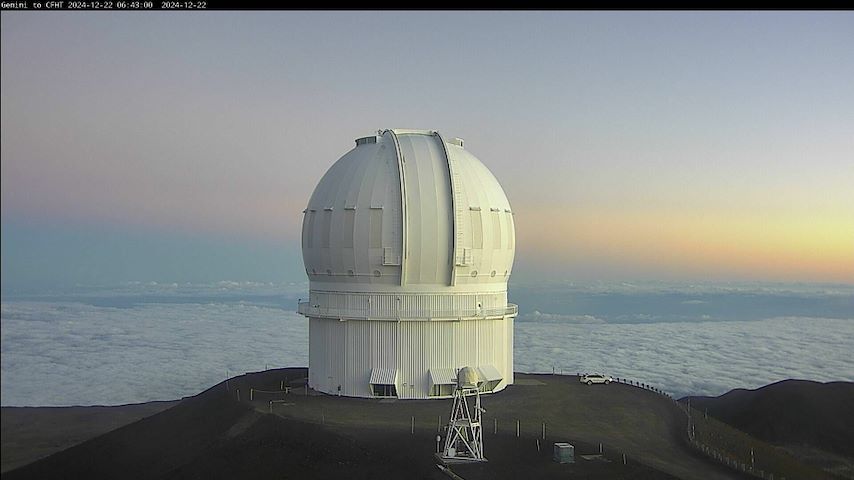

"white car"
[580, 373, 613, 385]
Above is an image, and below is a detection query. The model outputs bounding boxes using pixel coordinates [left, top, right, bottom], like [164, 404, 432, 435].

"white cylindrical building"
[297, 129, 517, 399]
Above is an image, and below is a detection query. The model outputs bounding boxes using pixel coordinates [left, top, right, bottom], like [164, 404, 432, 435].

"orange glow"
[515, 205, 854, 282]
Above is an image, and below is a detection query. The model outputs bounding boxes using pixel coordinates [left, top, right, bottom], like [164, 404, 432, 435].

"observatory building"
[297, 129, 517, 399]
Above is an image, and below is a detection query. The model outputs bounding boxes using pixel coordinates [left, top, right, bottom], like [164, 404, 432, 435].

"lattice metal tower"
[441, 367, 486, 462]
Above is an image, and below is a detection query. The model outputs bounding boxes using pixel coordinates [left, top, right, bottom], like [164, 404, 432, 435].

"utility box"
[553, 442, 575, 463]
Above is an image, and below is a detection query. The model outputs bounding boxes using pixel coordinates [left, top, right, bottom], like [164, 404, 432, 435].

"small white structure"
[441, 366, 486, 463]
[297, 129, 517, 399]
[553, 442, 575, 463]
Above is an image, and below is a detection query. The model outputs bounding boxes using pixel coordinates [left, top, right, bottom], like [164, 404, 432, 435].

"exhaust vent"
[355, 136, 378, 146]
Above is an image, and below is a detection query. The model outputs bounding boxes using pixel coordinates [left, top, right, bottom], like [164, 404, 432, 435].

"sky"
[2, 11, 853, 289]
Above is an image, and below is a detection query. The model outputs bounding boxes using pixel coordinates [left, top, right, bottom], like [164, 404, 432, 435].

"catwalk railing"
[297, 302, 518, 320]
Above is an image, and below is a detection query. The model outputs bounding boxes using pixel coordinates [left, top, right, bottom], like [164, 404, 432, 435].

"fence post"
[494, 418, 497, 435]
[542, 422, 546, 439]
[236, 389, 240, 401]
[411, 416, 414, 434]
[516, 420, 520, 438]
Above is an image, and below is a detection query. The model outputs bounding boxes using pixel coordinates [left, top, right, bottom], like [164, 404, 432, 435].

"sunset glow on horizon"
[2, 11, 852, 287]
[516, 206, 853, 282]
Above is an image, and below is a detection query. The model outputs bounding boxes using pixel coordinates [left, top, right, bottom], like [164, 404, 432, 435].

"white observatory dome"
[298, 129, 517, 399]
[302, 129, 514, 289]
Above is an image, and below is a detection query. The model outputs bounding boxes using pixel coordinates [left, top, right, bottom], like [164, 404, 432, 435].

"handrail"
[297, 302, 518, 320]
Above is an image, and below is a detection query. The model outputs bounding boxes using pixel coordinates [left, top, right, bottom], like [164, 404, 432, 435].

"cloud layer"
[2, 288, 852, 405]
[518, 311, 606, 324]
[515, 316, 854, 399]
[1, 301, 307, 406]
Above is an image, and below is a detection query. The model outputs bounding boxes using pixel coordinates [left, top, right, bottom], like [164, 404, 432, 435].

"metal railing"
[297, 302, 518, 320]
[606, 377, 790, 480]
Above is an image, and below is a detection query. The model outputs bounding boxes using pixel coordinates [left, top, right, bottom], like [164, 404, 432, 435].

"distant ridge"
[683, 379, 854, 458]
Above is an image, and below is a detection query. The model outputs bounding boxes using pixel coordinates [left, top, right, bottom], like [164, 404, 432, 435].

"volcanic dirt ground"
[3, 368, 831, 480]
[1, 401, 177, 473]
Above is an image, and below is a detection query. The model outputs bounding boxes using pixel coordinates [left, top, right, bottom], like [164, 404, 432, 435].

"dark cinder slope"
[1, 401, 176, 473]
[14, 369, 829, 480]
[684, 380, 854, 458]
[3, 381, 441, 480]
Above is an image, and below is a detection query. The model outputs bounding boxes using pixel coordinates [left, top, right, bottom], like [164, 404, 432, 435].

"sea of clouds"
[1, 281, 852, 406]
[0, 299, 308, 407]
[514, 316, 853, 399]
